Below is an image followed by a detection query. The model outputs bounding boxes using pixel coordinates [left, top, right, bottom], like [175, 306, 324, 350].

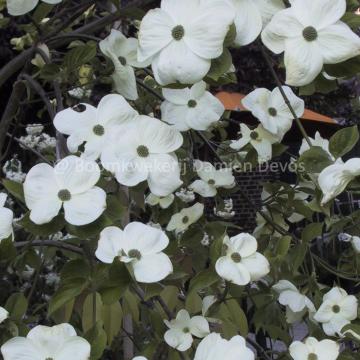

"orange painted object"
[216, 91, 336, 125]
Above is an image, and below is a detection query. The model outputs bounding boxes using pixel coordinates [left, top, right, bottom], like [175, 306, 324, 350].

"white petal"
[241, 252, 270, 281]
[161, 103, 191, 131]
[339, 295, 358, 320]
[313, 301, 334, 323]
[1, 337, 42, 360]
[162, 88, 190, 105]
[63, 187, 106, 226]
[54, 156, 101, 194]
[137, 8, 173, 62]
[232, 0, 263, 46]
[0, 193, 7, 207]
[289, 341, 310, 360]
[96, 226, 124, 263]
[318, 22, 360, 65]
[147, 154, 183, 197]
[261, 8, 303, 54]
[272, 279, 298, 293]
[124, 222, 169, 255]
[189, 316, 210, 338]
[97, 94, 138, 127]
[278, 290, 306, 312]
[227, 233, 258, 257]
[114, 156, 149, 187]
[159, 194, 175, 209]
[242, 88, 270, 118]
[185, 0, 234, 58]
[190, 81, 207, 99]
[164, 328, 193, 351]
[291, 0, 346, 29]
[315, 339, 340, 360]
[270, 86, 304, 119]
[190, 180, 217, 197]
[111, 65, 139, 101]
[55, 337, 91, 360]
[7, 0, 38, 16]
[0, 208, 13, 241]
[0, 307, 9, 323]
[215, 257, 251, 286]
[284, 39, 324, 86]
[29, 198, 62, 225]
[132, 252, 173, 283]
[152, 41, 211, 85]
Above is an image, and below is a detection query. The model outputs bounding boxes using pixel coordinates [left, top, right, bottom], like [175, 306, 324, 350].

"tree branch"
[14, 240, 84, 255]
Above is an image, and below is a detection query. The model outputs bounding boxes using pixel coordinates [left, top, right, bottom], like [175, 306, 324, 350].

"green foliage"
[329, 125, 359, 158]
[298, 146, 333, 173]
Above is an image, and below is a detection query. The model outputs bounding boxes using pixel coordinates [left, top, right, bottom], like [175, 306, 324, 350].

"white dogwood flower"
[0, 193, 13, 242]
[161, 81, 224, 131]
[1, 323, 90, 360]
[272, 280, 316, 324]
[289, 337, 340, 360]
[215, 233, 270, 286]
[299, 131, 334, 160]
[146, 193, 174, 209]
[167, 203, 204, 232]
[7, 0, 62, 16]
[262, 0, 360, 86]
[242, 87, 304, 139]
[190, 160, 235, 197]
[314, 287, 358, 336]
[228, 0, 285, 46]
[202, 295, 217, 316]
[164, 309, 210, 351]
[194, 333, 254, 360]
[24, 155, 106, 226]
[0, 307, 9, 324]
[318, 158, 360, 205]
[100, 30, 150, 100]
[54, 94, 138, 160]
[133, 358, 147, 360]
[102, 116, 183, 197]
[230, 124, 278, 163]
[137, 0, 234, 85]
[95, 222, 173, 283]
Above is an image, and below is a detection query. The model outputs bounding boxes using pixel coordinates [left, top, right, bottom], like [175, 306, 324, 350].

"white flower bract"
[289, 337, 340, 360]
[242, 87, 304, 139]
[161, 81, 224, 131]
[313, 287, 358, 336]
[215, 233, 270, 286]
[54, 94, 138, 160]
[137, 0, 234, 85]
[262, 0, 360, 86]
[0, 307, 9, 324]
[7, 0, 62, 16]
[164, 309, 210, 351]
[1, 323, 91, 360]
[166, 203, 204, 232]
[95, 222, 173, 283]
[101, 116, 183, 197]
[194, 333, 254, 360]
[99, 30, 150, 100]
[0, 193, 13, 242]
[190, 160, 235, 198]
[23, 155, 107, 226]
[146, 193, 174, 209]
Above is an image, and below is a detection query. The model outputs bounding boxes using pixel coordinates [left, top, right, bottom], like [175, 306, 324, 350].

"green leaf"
[19, 213, 65, 237]
[301, 223, 323, 243]
[188, 269, 219, 294]
[325, 56, 360, 78]
[102, 302, 123, 345]
[329, 125, 359, 159]
[275, 236, 292, 258]
[82, 293, 103, 333]
[63, 44, 97, 72]
[2, 179, 24, 202]
[85, 322, 107, 360]
[66, 214, 112, 239]
[5, 293, 28, 321]
[342, 12, 360, 29]
[224, 23, 236, 47]
[0, 237, 16, 262]
[48, 278, 88, 316]
[225, 299, 248, 336]
[60, 258, 90, 282]
[298, 146, 333, 173]
[206, 48, 232, 81]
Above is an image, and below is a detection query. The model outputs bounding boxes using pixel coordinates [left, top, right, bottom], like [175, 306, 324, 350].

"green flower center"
[45, 358, 54, 360]
[58, 189, 71, 202]
[231, 252, 242, 263]
[250, 131, 259, 140]
[308, 354, 318, 360]
[188, 99, 197, 108]
[208, 179, 216, 185]
[182, 216, 189, 224]
[93, 124, 105, 136]
[119, 56, 127, 66]
[137, 145, 149, 157]
[172, 25, 185, 41]
[332, 305, 341, 313]
[128, 249, 142, 260]
[303, 26, 318, 41]
[268, 107, 277, 117]
[183, 327, 190, 333]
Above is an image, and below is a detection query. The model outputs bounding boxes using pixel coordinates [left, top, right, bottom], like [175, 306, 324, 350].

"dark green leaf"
[329, 125, 359, 158]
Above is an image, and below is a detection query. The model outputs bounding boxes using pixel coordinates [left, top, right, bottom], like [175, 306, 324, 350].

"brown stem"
[14, 240, 84, 254]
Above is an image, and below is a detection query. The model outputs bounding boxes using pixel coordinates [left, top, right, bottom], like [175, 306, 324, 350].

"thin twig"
[14, 240, 83, 255]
